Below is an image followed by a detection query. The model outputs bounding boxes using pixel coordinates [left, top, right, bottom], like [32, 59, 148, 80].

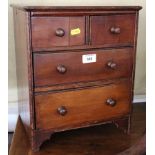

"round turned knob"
[56, 65, 67, 74]
[57, 106, 67, 116]
[55, 28, 65, 37]
[110, 27, 121, 34]
[106, 98, 116, 107]
[107, 61, 117, 69]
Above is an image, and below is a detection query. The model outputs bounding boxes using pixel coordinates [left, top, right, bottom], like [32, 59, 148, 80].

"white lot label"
[82, 54, 96, 64]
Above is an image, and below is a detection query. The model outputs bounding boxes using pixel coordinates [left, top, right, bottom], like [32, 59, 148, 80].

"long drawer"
[34, 48, 133, 87]
[35, 80, 131, 130]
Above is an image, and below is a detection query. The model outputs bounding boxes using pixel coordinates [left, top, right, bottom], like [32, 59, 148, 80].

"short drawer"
[31, 16, 85, 49]
[35, 80, 131, 130]
[33, 48, 133, 87]
[91, 14, 136, 46]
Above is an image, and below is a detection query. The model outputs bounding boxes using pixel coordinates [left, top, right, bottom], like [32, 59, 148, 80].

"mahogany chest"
[12, 6, 142, 151]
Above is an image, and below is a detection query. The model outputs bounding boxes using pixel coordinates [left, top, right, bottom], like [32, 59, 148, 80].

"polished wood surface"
[34, 48, 133, 87]
[34, 78, 127, 93]
[12, 6, 142, 151]
[69, 17, 86, 46]
[35, 80, 131, 130]
[31, 14, 137, 51]
[32, 16, 85, 49]
[9, 103, 146, 155]
[91, 14, 136, 46]
[13, 8, 34, 136]
[32, 17, 69, 48]
[11, 6, 142, 20]
[11, 6, 142, 10]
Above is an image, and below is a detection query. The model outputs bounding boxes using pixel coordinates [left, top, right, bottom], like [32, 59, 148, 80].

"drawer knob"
[55, 28, 65, 37]
[57, 106, 67, 116]
[110, 27, 121, 34]
[57, 65, 67, 74]
[106, 98, 116, 107]
[107, 61, 117, 69]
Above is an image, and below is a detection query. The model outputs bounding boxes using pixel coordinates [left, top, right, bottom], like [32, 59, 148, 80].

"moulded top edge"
[10, 5, 142, 12]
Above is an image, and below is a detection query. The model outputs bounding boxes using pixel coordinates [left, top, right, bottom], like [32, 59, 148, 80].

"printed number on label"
[82, 54, 96, 64]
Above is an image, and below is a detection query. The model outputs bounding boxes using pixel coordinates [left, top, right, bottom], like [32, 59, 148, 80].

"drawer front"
[35, 80, 131, 130]
[31, 16, 85, 49]
[91, 14, 136, 46]
[34, 48, 133, 87]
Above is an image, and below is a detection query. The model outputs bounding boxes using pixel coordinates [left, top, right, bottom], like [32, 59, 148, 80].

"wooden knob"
[57, 65, 67, 74]
[110, 27, 121, 34]
[106, 98, 116, 107]
[57, 106, 67, 116]
[107, 61, 117, 69]
[55, 28, 65, 37]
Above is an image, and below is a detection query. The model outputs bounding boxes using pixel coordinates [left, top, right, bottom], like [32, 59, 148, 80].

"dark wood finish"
[11, 6, 142, 17]
[56, 64, 67, 74]
[69, 16, 86, 46]
[113, 116, 131, 134]
[31, 16, 85, 49]
[106, 98, 117, 106]
[13, 8, 34, 140]
[31, 11, 138, 17]
[10, 6, 142, 11]
[9, 103, 146, 155]
[12, 6, 142, 151]
[91, 14, 136, 46]
[35, 80, 131, 130]
[31, 130, 53, 152]
[34, 78, 128, 93]
[55, 28, 65, 37]
[110, 27, 121, 34]
[34, 48, 133, 87]
[31, 17, 69, 48]
[131, 12, 140, 108]
[57, 106, 68, 116]
[32, 44, 134, 52]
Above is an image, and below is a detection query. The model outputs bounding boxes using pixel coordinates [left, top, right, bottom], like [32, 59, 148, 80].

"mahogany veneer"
[12, 5, 142, 151]
[34, 48, 133, 87]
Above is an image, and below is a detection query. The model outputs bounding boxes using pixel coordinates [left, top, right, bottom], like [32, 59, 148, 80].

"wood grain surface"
[34, 48, 133, 87]
[12, 6, 142, 151]
[32, 16, 85, 49]
[91, 14, 136, 46]
[35, 80, 131, 130]
[13, 8, 34, 136]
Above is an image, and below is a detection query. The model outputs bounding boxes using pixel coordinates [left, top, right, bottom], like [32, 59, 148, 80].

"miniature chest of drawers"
[12, 6, 142, 151]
